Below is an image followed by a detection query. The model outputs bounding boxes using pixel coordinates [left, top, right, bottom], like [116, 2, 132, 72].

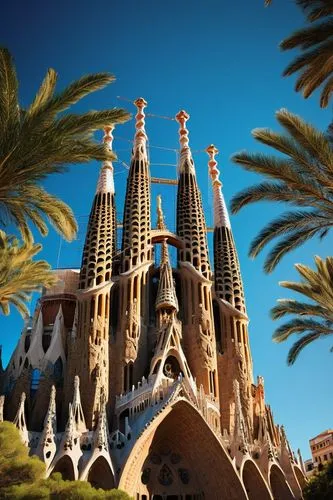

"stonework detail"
[0, 102, 304, 499]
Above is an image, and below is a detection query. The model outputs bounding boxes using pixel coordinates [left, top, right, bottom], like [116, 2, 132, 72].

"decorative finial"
[175, 110, 194, 172]
[103, 125, 114, 150]
[175, 110, 190, 152]
[206, 144, 231, 229]
[156, 195, 166, 231]
[133, 97, 147, 149]
[96, 125, 115, 194]
[206, 144, 222, 187]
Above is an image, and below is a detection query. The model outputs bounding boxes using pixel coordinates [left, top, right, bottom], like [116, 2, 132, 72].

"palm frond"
[230, 183, 297, 214]
[272, 256, 333, 364]
[26, 68, 57, 117]
[276, 109, 333, 170]
[0, 231, 58, 317]
[271, 299, 329, 320]
[264, 227, 319, 273]
[287, 332, 321, 365]
[280, 20, 333, 50]
[0, 49, 130, 243]
[280, 5, 333, 107]
[231, 110, 333, 271]
[249, 210, 330, 258]
[320, 74, 333, 107]
[25, 73, 115, 122]
[0, 48, 20, 151]
[273, 317, 331, 342]
[296, 1, 333, 22]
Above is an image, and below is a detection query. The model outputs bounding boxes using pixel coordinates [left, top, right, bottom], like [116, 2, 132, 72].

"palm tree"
[0, 231, 57, 317]
[280, 0, 333, 108]
[0, 47, 129, 242]
[271, 256, 333, 364]
[230, 108, 333, 273]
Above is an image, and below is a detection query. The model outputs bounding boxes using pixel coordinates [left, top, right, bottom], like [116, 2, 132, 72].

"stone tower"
[176, 111, 219, 401]
[207, 144, 253, 437]
[113, 98, 152, 399]
[1, 99, 306, 500]
[66, 126, 116, 428]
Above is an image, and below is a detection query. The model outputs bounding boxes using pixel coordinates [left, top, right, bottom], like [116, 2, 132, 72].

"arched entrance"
[87, 456, 115, 490]
[293, 465, 307, 491]
[242, 460, 272, 500]
[51, 455, 75, 480]
[269, 464, 295, 500]
[119, 399, 248, 500]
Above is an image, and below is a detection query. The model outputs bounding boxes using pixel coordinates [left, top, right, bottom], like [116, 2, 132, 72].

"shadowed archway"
[119, 398, 248, 500]
[87, 456, 115, 490]
[242, 460, 273, 500]
[52, 455, 75, 481]
[293, 465, 307, 491]
[269, 464, 295, 500]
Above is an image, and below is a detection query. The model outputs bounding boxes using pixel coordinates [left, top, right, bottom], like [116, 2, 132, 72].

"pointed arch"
[51, 455, 75, 481]
[119, 398, 248, 499]
[269, 464, 295, 500]
[293, 464, 307, 491]
[87, 456, 115, 490]
[241, 459, 273, 500]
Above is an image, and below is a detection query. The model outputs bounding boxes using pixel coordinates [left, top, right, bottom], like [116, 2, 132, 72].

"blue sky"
[1, 0, 332, 459]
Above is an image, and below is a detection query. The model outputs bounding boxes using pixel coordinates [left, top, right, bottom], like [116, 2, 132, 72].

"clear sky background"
[0, 0, 332, 460]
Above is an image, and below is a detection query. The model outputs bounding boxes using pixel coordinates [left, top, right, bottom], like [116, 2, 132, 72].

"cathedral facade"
[0, 99, 306, 499]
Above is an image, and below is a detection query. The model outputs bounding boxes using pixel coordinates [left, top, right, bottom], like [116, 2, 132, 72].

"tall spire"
[175, 112, 219, 400]
[155, 197, 178, 313]
[206, 145, 245, 313]
[69, 125, 117, 427]
[176, 110, 210, 278]
[79, 125, 117, 289]
[121, 97, 151, 273]
[116, 97, 152, 389]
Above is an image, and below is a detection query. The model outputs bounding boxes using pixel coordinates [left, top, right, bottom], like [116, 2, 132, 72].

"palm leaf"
[273, 317, 332, 342]
[0, 48, 130, 243]
[264, 227, 319, 273]
[26, 68, 57, 117]
[287, 332, 322, 365]
[0, 230, 58, 317]
[271, 256, 333, 364]
[280, 4, 333, 107]
[249, 210, 330, 258]
[231, 110, 333, 271]
[0, 48, 20, 151]
[271, 299, 329, 320]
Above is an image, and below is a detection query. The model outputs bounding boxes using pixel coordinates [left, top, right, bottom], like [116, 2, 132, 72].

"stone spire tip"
[176, 110, 194, 173]
[175, 110, 190, 151]
[96, 125, 115, 194]
[156, 194, 166, 231]
[206, 144, 222, 187]
[133, 97, 148, 150]
[206, 144, 231, 229]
